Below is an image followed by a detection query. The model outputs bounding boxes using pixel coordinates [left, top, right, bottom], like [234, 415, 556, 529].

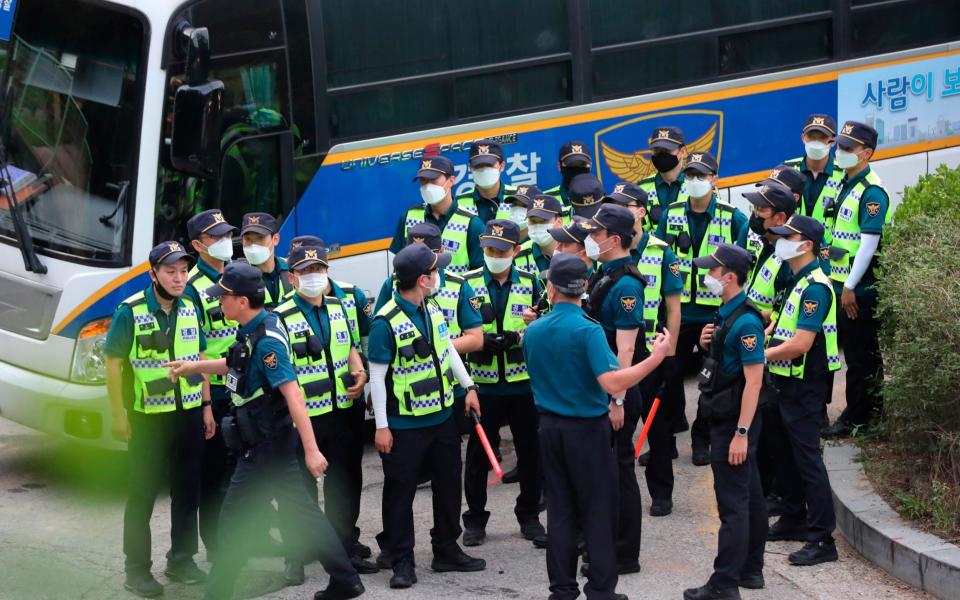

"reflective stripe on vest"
[639, 177, 689, 232]
[785, 157, 844, 247]
[456, 184, 516, 221]
[830, 170, 890, 285]
[636, 236, 668, 351]
[377, 300, 454, 416]
[514, 240, 542, 278]
[264, 258, 295, 310]
[744, 231, 784, 314]
[768, 268, 841, 377]
[276, 297, 353, 415]
[463, 268, 535, 383]
[189, 267, 238, 385]
[404, 206, 475, 275]
[229, 321, 291, 408]
[663, 198, 735, 306]
[433, 273, 465, 339]
[333, 280, 362, 349]
[125, 291, 203, 413]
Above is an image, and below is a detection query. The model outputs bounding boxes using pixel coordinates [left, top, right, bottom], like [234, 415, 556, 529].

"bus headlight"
[71, 317, 112, 384]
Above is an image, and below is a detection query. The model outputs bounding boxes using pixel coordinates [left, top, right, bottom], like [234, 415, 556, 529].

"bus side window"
[217, 131, 295, 227]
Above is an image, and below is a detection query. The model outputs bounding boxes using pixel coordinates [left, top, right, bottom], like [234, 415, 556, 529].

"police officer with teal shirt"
[764, 215, 841, 567]
[240, 212, 295, 309]
[568, 173, 606, 219]
[683, 244, 767, 600]
[390, 156, 485, 275]
[166, 262, 364, 600]
[784, 114, 845, 227]
[368, 244, 486, 588]
[655, 151, 750, 465]
[543, 141, 594, 213]
[823, 121, 889, 438]
[639, 126, 688, 231]
[457, 139, 515, 224]
[525, 253, 670, 600]
[515, 192, 564, 277]
[105, 242, 215, 598]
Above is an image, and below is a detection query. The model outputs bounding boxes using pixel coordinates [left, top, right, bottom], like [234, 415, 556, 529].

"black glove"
[500, 331, 521, 348]
[482, 333, 505, 353]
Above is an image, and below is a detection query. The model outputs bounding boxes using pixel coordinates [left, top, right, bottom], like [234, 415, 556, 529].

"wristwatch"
[201, 400, 212, 407]
[735, 425, 749, 437]
[466, 384, 480, 394]
[613, 396, 624, 407]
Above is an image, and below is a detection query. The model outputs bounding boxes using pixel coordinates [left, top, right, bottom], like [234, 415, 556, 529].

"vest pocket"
[303, 379, 334, 398]
[144, 377, 175, 395]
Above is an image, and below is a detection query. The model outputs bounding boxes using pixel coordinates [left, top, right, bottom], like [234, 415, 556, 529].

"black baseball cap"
[413, 156, 455, 181]
[479, 219, 521, 251]
[692, 243, 753, 275]
[204, 261, 266, 299]
[648, 126, 685, 150]
[544, 253, 589, 295]
[684, 151, 718, 176]
[803, 114, 837, 137]
[241, 212, 279, 236]
[568, 173, 604, 210]
[289, 235, 325, 253]
[406, 222, 442, 251]
[763, 164, 805, 197]
[149, 241, 195, 268]
[288, 244, 329, 271]
[769, 214, 825, 245]
[527, 194, 564, 220]
[187, 209, 236, 240]
[505, 184, 542, 208]
[558, 141, 592, 167]
[548, 217, 591, 245]
[469, 139, 503, 167]
[602, 181, 648, 207]
[394, 242, 451, 281]
[590, 203, 636, 239]
[744, 182, 796, 214]
[837, 121, 879, 150]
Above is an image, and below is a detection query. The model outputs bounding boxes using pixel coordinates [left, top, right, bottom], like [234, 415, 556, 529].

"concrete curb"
[825, 443, 960, 600]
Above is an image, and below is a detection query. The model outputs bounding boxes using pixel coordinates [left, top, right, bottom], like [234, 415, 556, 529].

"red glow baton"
[633, 397, 661, 459]
[471, 410, 504, 479]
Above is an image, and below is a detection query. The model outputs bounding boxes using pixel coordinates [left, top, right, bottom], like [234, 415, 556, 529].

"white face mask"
[774, 238, 808, 261]
[420, 182, 447, 205]
[804, 140, 830, 161]
[584, 235, 602, 260]
[206, 237, 233, 262]
[472, 167, 500, 188]
[509, 206, 528, 229]
[484, 255, 513, 274]
[702, 273, 725, 296]
[528, 223, 553, 246]
[297, 273, 328, 298]
[243, 243, 272, 266]
[428, 273, 441, 296]
[835, 149, 861, 170]
[686, 176, 713, 199]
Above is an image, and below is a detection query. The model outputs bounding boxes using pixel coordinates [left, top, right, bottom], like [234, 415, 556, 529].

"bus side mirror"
[169, 25, 223, 178]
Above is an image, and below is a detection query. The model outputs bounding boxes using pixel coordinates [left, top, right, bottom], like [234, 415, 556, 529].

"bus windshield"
[0, 1, 145, 265]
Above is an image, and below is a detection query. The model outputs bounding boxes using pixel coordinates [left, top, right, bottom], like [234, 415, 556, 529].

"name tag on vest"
[180, 327, 198, 340]
[442, 308, 455, 322]
[838, 206, 854, 222]
[442, 239, 461, 252]
[335, 330, 349, 345]
[438, 322, 449, 339]
[760, 267, 774, 283]
[511, 303, 526, 318]
[707, 234, 724, 246]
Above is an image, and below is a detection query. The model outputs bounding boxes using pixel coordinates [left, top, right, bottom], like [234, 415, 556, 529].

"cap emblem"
[842, 124, 854, 134]
[614, 184, 625, 194]
[691, 153, 703, 163]
[247, 215, 260, 225]
[491, 224, 504, 236]
[571, 144, 583, 153]
[478, 144, 490, 154]
[421, 160, 432, 169]
[168, 242, 182, 252]
[770, 169, 782, 180]
[304, 248, 318, 259]
[533, 198, 545, 209]
[812, 117, 826, 126]
[518, 186, 528, 195]
[412, 236, 425, 243]
[657, 129, 670, 139]
[291, 241, 303, 249]
[212, 212, 225, 223]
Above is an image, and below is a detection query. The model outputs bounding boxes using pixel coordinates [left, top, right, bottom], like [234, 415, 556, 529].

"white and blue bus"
[1, 0, 958, 447]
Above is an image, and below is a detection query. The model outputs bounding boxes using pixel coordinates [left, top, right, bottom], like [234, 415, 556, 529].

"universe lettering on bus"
[339, 133, 519, 171]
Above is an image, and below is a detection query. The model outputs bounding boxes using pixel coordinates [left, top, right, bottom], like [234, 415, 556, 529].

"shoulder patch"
[803, 300, 819, 316]
[363, 303, 373, 316]
[620, 296, 637, 312]
[740, 335, 758, 352]
[820, 246, 831, 260]
[668, 262, 681, 278]
[469, 296, 483, 311]
[865, 202, 881, 217]
[263, 351, 278, 370]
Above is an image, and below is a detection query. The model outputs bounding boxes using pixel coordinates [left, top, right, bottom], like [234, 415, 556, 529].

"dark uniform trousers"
[837, 295, 884, 426]
[124, 407, 203, 573]
[463, 392, 542, 530]
[775, 374, 837, 542]
[298, 406, 365, 552]
[377, 412, 463, 564]
[757, 398, 787, 499]
[205, 427, 359, 600]
[613, 385, 644, 567]
[639, 365, 674, 502]
[199, 390, 234, 557]
[540, 413, 619, 600]
[664, 321, 711, 448]
[707, 414, 766, 590]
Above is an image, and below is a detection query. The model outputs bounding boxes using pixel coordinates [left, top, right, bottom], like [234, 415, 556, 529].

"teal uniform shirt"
[389, 198, 486, 270]
[789, 260, 834, 333]
[291, 294, 331, 345]
[527, 243, 553, 275]
[465, 181, 509, 225]
[798, 154, 838, 217]
[833, 165, 890, 298]
[478, 266, 544, 396]
[329, 279, 369, 337]
[595, 256, 647, 333]
[237, 310, 297, 394]
[260, 256, 290, 305]
[648, 171, 686, 214]
[368, 291, 453, 430]
[182, 258, 217, 322]
[629, 232, 685, 298]
[104, 285, 207, 358]
[735, 227, 831, 279]
[715, 292, 766, 376]
[523, 302, 620, 417]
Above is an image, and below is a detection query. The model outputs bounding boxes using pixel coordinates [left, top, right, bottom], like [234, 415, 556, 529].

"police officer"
[105, 242, 215, 597]
[544, 141, 594, 215]
[683, 244, 767, 600]
[656, 151, 749, 465]
[457, 139, 516, 224]
[603, 184, 684, 515]
[184, 210, 240, 563]
[240, 212, 295, 309]
[568, 173, 606, 219]
[639, 126, 688, 231]
[390, 156, 485, 275]
[549, 216, 596, 270]
[525, 253, 670, 600]
[368, 244, 486, 588]
[167, 262, 364, 600]
[822, 121, 889, 438]
[374, 223, 485, 433]
[274, 244, 379, 580]
[764, 215, 841, 566]
[784, 115, 845, 231]
[461, 220, 545, 547]
[515, 192, 564, 277]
